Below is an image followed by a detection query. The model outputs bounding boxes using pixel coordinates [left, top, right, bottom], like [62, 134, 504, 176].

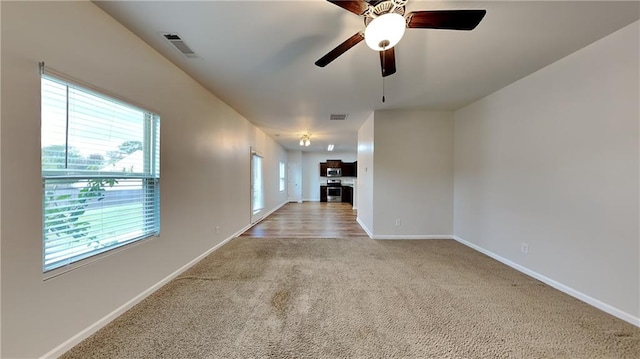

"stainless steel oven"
[327, 179, 342, 202]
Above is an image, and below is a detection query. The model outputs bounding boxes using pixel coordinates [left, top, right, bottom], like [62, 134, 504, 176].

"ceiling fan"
[315, 0, 486, 77]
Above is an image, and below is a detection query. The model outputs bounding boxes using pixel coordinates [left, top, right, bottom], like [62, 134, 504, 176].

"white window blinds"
[41, 72, 160, 273]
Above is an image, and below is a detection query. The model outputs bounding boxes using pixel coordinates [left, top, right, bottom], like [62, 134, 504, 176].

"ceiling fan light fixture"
[364, 13, 406, 51]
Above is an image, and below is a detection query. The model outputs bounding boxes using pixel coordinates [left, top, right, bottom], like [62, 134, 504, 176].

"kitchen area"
[287, 151, 358, 207]
[319, 159, 357, 206]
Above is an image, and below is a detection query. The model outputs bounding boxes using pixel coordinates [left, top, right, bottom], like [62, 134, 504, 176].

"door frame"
[250, 148, 264, 224]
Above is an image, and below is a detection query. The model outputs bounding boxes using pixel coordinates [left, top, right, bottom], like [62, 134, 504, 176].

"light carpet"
[61, 237, 639, 358]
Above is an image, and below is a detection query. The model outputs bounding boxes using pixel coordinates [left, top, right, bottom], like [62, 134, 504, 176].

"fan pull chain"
[381, 46, 386, 103]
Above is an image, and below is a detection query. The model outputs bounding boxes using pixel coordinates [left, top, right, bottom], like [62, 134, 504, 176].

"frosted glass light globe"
[364, 13, 406, 51]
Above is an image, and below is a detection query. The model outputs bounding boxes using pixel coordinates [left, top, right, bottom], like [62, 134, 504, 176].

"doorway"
[287, 161, 301, 202]
[251, 150, 264, 223]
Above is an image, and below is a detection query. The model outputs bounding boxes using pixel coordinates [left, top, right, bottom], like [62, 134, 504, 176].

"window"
[279, 161, 285, 192]
[41, 74, 160, 273]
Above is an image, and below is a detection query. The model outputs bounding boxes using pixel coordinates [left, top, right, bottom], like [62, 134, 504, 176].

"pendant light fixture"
[299, 134, 311, 147]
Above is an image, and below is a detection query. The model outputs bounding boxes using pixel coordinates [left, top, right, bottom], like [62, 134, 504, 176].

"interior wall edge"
[356, 217, 373, 238]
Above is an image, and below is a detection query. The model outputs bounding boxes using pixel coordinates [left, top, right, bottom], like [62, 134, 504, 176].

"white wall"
[357, 113, 375, 236]
[454, 21, 639, 323]
[0, 2, 287, 357]
[0, 2, 3, 354]
[372, 111, 454, 238]
[301, 151, 357, 201]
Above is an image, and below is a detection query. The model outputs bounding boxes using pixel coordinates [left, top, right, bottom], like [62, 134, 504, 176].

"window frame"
[40, 69, 160, 276]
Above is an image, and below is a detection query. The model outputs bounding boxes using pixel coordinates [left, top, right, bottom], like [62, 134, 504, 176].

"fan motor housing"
[365, 1, 406, 26]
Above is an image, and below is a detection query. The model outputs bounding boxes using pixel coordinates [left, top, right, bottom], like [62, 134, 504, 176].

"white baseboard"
[234, 223, 254, 238]
[41, 233, 237, 359]
[356, 217, 373, 238]
[453, 235, 640, 328]
[353, 219, 452, 241]
[249, 201, 288, 226]
[41, 202, 289, 359]
[373, 234, 454, 240]
[263, 201, 288, 218]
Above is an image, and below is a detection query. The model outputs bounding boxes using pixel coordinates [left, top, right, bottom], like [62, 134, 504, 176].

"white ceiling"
[94, 1, 639, 153]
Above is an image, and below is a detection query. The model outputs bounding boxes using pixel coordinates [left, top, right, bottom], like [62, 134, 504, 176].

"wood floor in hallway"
[241, 202, 369, 238]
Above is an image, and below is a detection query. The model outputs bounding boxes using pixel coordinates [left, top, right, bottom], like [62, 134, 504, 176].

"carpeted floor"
[61, 237, 640, 358]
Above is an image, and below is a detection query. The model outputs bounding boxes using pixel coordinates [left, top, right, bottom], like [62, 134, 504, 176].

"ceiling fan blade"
[327, 0, 369, 15]
[379, 47, 396, 77]
[315, 32, 365, 67]
[406, 10, 487, 30]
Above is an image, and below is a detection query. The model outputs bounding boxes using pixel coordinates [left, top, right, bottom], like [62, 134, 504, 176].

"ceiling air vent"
[330, 114, 348, 121]
[162, 33, 198, 58]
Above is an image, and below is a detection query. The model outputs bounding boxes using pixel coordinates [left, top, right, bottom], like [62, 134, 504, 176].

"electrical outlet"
[215, 225, 220, 234]
[395, 219, 401, 226]
[521, 243, 529, 254]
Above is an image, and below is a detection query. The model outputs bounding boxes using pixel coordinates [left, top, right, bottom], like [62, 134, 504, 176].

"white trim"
[260, 201, 286, 218]
[373, 235, 454, 240]
[39, 202, 290, 359]
[453, 235, 640, 328]
[234, 223, 255, 239]
[40, 233, 238, 359]
[247, 201, 288, 227]
[271, 201, 288, 215]
[356, 217, 373, 238]
[353, 219, 453, 241]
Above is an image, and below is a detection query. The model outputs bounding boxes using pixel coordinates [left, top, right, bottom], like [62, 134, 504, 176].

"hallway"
[241, 202, 368, 238]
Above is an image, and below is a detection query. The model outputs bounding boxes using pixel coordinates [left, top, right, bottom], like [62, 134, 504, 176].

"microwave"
[326, 167, 342, 177]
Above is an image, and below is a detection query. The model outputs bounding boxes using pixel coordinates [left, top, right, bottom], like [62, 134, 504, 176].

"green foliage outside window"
[44, 178, 118, 247]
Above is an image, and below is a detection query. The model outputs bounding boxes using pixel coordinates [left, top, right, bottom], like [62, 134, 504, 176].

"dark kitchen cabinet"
[320, 163, 328, 177]
[341, 161, 357, 177]
[326, 160, 341, 168]
[342, 186, 353, 205]
[320, 186, 327, 202]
